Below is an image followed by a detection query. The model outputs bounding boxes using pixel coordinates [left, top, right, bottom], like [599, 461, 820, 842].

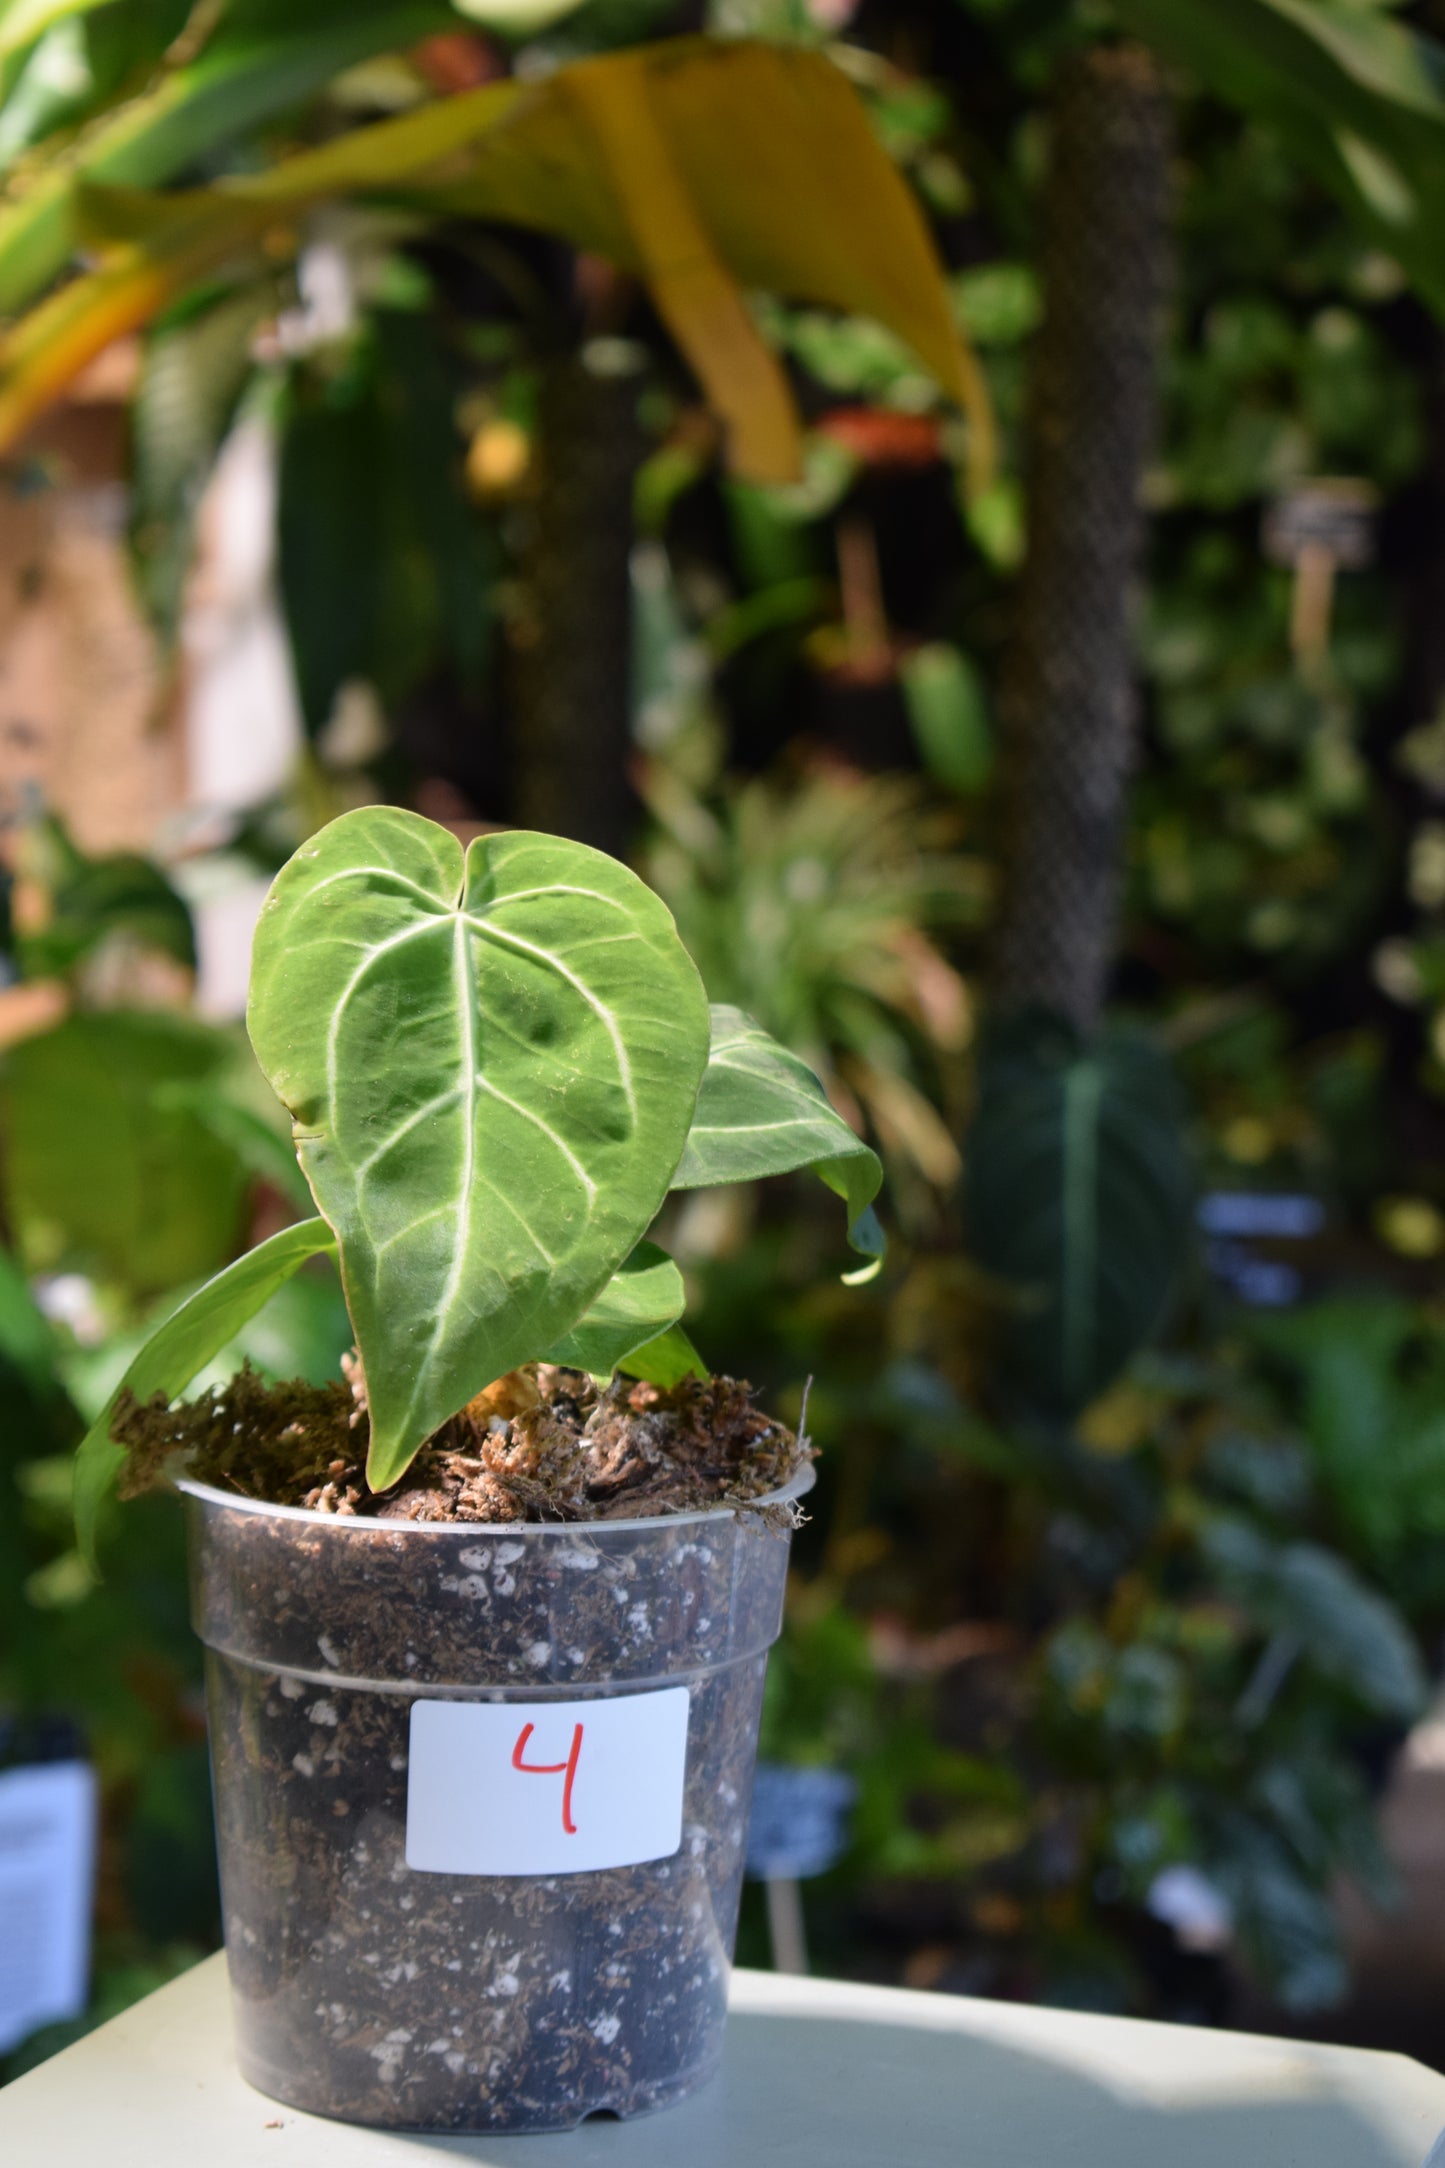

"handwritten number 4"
[512, 1721, 584, 1835]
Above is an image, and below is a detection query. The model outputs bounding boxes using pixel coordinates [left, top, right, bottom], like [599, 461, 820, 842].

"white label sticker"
[406, 1688, 690, 1877]
[0, 1761, 97, 2054]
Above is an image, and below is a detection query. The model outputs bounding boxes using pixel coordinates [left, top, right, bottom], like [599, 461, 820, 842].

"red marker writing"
[511, 1720, 584, 1835]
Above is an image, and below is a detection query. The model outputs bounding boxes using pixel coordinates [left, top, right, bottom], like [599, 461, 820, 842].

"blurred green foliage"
[5, 0, 1445, 2073]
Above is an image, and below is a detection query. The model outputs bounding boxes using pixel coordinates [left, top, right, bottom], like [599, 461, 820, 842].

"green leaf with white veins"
[673, 1005, 885, 1279]
[247, 809, 710, 1490]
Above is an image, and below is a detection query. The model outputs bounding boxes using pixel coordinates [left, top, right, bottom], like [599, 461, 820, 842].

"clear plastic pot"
[180, 1468, 810, 2133]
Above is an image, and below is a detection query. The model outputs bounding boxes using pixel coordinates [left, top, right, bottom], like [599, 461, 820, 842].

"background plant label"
[406, 1688, 690, 1877]
[0, 1760, 97, 2054]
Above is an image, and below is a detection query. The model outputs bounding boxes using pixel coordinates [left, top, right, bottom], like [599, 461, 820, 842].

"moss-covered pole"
[991, 43, 1174, 1033]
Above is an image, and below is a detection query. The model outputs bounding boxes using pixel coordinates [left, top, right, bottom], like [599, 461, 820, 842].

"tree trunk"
[991, 44, 1173, 1033]
[511, 349, 644, 856]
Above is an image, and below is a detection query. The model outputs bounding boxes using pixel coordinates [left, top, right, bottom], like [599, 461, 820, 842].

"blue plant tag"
[745, 1762, 856, 1881]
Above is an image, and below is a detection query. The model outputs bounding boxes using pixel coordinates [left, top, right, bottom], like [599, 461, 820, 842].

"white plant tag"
[0, 1761, 97, 2054]
[406, 1688, 690, 1877]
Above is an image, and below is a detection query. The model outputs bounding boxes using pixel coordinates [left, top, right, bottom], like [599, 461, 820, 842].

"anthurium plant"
[75, 807, 882, 1557]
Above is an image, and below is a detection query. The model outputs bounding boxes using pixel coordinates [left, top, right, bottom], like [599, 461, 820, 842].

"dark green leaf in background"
[900, 641, 993, 796]
[965, 1014, 1195, 1412]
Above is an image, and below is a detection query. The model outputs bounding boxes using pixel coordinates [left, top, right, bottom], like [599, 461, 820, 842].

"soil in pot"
[119, 1364, 810, 2132]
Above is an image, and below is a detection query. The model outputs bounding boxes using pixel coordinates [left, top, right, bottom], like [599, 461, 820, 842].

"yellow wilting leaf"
[0, 39, 993, 487]
[562, 52, 803, 483]
[631, 38, 995, 490]
[430, 40, 994, 486]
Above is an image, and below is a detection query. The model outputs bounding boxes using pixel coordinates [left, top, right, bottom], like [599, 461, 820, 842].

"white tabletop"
[2, 1951, 1443, 2166]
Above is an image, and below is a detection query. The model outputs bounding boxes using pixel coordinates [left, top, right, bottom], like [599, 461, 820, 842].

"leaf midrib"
[314, 871, 651, 1441]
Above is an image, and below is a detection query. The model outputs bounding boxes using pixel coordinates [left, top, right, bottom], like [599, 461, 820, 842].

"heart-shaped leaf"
[672, 1005, 885, 1278]
[247, 809, 710, 1488]
[541, 1240, 686, 1378]
[73, 1215, 338, 1565]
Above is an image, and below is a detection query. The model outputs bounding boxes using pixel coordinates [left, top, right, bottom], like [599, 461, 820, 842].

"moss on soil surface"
[114, 1360, 808, 1524]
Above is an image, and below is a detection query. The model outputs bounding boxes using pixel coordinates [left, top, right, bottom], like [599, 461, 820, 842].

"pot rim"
[175, 1455, 815, 1537]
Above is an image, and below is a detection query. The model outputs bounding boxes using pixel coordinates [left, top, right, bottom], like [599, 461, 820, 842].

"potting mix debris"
[113, 1360, 810, 1524]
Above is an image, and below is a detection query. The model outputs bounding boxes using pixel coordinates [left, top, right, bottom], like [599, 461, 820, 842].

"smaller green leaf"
[73, 1217, 336, 1567]
[620, 1322, 708, 1390]
[671, 1005, 885, 1277]
[540, 1241, 686, 1377]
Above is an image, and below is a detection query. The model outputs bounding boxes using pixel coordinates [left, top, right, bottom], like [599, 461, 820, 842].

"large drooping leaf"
[964, 1014, 1194, 1413]
[0, 1010, 250, 1292]
[1109, 0, 1445, 319]
[540, 1239, 685, 1376]
[246, 808, 710, 1489]
[672, 1005, 885, 1278]
[400, 37, 990, 484]
[0, 40, 989, 484]
[72, 1215, 339, 1565]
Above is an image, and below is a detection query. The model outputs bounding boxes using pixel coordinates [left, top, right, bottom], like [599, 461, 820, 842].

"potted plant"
[74, 806, 882, 2133]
